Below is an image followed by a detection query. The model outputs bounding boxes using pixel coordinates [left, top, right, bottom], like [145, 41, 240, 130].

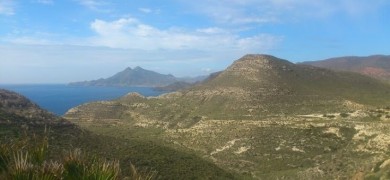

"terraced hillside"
[64, 54, 390, 179]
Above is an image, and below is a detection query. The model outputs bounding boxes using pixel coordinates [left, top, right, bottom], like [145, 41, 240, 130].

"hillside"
[90, 54, 390, 121]
[65, 54, 390, 179]
[0, 89, 70, 125]
[0, 89, 236, 179]
[69, 66, 178, 87]
[302, 55, 390, 82]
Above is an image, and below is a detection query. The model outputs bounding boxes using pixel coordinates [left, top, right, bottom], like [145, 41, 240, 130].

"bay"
[0, 84, 166, 116]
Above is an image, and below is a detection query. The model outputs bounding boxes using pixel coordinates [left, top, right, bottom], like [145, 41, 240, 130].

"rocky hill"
[185, 54, 390, 117]
[0, 89, 235, 179]
[146, 55, 388, 120]
[70, 66, 208, 88]
[0, 89, 69, 125]
[64, 54, 390, 179]
[69, 66, 178, 87]
[66, 54, 390, 122]
[302, 55, 390, 82]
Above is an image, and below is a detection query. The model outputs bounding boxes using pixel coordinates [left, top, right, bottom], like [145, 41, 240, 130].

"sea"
[0, 84, 166, 116]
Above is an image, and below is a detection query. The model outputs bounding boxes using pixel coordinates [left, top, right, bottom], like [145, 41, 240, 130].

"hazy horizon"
[1, 0, 389, 84]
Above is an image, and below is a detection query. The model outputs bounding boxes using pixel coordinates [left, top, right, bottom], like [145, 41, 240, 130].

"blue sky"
[0, 0, 389, 84]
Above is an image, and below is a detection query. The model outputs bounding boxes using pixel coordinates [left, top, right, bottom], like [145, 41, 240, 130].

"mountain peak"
[134, 66, 144, 70]
[224, 54, 293, 77]
[69, 66, 178, 87]
[241, 54, 278, 60]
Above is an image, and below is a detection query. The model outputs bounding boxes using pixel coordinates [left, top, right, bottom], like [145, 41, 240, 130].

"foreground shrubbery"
[0, 129, 156, 180]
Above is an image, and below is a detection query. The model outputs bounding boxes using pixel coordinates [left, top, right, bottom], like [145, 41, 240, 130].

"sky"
[0, 0, 389, 84]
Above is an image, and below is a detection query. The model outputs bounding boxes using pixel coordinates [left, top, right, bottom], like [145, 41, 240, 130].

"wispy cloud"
[1, 16, 281, 54]
[0, 0, 15, 16]
[88, 17, 281, 53]
[35, 0, 54, 5]
[139, 8, 152, 14]
[179, 0, 390, 25]
[76, 0, 110, 12]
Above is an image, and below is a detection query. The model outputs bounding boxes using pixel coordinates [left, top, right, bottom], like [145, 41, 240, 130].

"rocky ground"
[65, 106, 390, 179]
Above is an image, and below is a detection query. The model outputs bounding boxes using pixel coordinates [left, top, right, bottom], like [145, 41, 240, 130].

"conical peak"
[134, 66, 143, 70]
[228, 54, 293, 72]
[240, 54, 278, 61]
[237, 54, 291, 65]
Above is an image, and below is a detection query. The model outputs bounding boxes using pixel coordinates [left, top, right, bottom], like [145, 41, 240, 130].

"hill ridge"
[69, 66, 177, 87]
[302, 55, 390, 82]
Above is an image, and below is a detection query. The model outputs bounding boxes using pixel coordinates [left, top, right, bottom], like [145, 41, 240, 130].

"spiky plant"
[63, 148, 86, 179]
[10, 151, 33, 180]
[88, 159, 120, 180]
[0, 143, 12, 174]
[30, 133, 48, 165]
[1, 129, 156, 180]
[129, 163, 157, 180]
[63, 149, 121, 180]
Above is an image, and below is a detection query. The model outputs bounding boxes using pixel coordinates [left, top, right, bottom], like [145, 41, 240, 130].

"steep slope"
[0, 89, 68, 124]
[0, 89, 236, 179]
[183, 54, 390, 117]
[154, 54, 390, 120]
[69, 66, 178, 87]
[65, 55, 390, 179]
[302, 55, 390, 82]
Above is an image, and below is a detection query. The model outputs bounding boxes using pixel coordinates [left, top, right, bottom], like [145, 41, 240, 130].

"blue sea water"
[0, 84, 166, 116]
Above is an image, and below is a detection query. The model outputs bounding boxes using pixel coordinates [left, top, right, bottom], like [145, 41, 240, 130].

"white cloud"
[0, 0, 15, 15]
[139, 8, 152, 14]
[196, 27, 227, 34]
[76, 0, 110, 12]
[2, 31, 68, 46]
[201, 68, 212, 73]
[88, 18, 281, 53]
[6, 36, 55, 45]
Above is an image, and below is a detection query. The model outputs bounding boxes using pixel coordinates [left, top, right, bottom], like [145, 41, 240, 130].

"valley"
[3, 1, 390, 179]
[65, 102, 390, 179]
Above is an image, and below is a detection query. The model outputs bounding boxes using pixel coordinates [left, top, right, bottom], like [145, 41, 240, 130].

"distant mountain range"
[302, 55, 390, 82]
[69, 66, 207, 88]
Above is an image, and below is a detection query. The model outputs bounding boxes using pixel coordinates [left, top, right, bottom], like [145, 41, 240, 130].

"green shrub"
[323, 114, 336, 118]
[130, 163, 157, 180]
[340, 113, 349, 118]
[0, 131, 155, 180]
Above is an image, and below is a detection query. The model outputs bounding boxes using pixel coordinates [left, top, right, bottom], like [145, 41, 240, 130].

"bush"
[0, 131, 156, 180]
[339, 113, 349, 118]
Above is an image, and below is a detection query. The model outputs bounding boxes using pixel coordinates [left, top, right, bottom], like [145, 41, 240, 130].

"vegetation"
[0, 130, 156, 180]
[63, 55, 390, 179]
[4, 55, 390, 179]
[0, 89, 236, 179]
[301, 55, 390, 83]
